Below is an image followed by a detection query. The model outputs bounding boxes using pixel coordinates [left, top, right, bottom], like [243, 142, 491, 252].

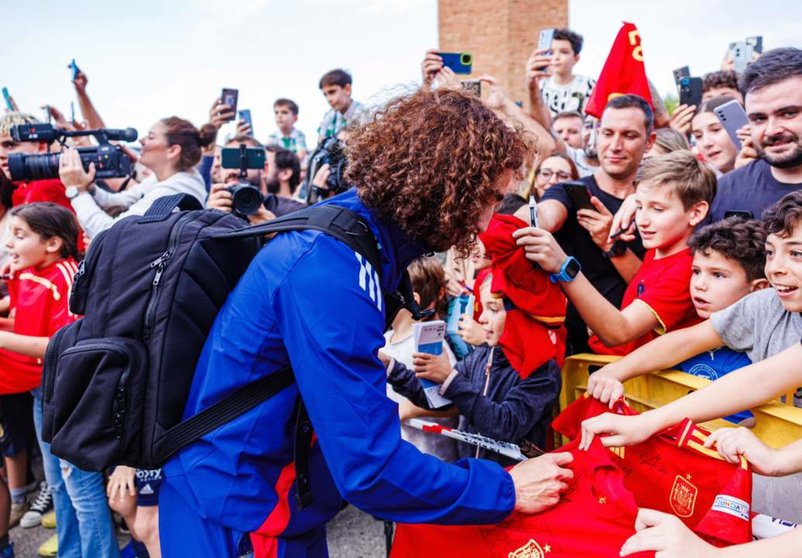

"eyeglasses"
[537, 169, 572, 181]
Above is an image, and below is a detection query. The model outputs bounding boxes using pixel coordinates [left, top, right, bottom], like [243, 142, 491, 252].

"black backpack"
[41, 194, 398, 473]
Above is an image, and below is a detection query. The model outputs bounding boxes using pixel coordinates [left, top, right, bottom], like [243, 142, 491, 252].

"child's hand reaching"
[586, 367, 625, 407]
[705, 427, 782, 476]
[107, 465, 136, 502]
[413, 351, 453, 384]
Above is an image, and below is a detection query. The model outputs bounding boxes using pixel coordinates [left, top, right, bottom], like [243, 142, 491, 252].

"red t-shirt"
[391, 397, 752, 558]
[0, 259, 79, 393]
[589, 247, 699, 356]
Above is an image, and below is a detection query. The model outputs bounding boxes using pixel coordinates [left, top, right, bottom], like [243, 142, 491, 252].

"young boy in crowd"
[383, 256, 459, 462]
[514, 150, 716, 355]
[265, 98, 308, 162]
[317, 69, 368, 142]
[582, 190, 802, 413]
[384, 214, 566, 466]
[587, 217, 769, 424]
[538, 28, 596, 117]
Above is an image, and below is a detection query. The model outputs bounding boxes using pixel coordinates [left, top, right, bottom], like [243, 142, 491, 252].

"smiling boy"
[581, 190, 802, 413]
[586, 218, 769, 423]
[515, 150, 716, 355]
[538, 28, 596, 117]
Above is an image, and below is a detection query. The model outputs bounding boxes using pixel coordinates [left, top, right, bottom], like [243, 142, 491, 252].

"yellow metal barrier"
[560, 353, 802, 448]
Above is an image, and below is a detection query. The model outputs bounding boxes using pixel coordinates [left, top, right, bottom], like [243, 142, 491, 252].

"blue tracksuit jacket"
[163, 189, 516, 542]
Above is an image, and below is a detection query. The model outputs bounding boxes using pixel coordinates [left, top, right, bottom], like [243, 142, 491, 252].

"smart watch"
[550, 256, 581, 283]
[65, 186, 81, 200]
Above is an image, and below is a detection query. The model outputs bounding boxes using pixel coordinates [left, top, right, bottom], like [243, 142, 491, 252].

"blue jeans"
[33, 395, 120, 558]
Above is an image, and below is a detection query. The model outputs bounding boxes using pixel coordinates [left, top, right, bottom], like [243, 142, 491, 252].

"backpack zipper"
[143, 213, 199, 339]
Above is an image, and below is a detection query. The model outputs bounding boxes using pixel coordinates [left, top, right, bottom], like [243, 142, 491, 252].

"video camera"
[8, 123, 137, 182]
[305, 137, 348, 205]
[220, 144, 265, 216]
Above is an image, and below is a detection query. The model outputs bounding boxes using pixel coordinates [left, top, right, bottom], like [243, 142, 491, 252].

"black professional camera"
[304, 137, 347, 205]
[220, 144, 265, 216]
[8, 123, 137, 182]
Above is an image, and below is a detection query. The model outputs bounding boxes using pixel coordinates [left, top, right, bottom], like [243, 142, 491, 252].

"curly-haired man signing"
[160, 88, 574, 557]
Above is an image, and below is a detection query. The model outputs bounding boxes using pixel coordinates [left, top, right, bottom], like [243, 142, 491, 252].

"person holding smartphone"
[514, 95, 652, 355]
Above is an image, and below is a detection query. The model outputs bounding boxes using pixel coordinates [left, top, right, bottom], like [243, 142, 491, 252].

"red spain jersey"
[391, 397, 751, 558]
[392, 439, 653, 558]
[1, 259, 79, 394]
[589, 248, 699, 356]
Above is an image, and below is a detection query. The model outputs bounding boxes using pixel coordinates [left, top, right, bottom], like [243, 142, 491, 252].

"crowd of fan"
[0, 24, 801, 558]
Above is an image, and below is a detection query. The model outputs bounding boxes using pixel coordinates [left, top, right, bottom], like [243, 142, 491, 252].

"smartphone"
[69, 59, 80, 80]
[672, 66, 690, 86]
[221, 88, 239, 120]
[731, 41, 753, 73]
[713, 99, 749, 150]
[437, 52, 472, 75]
[746, 35, 763, 55]
[724, 210, 754, 220]
[564, 181, 595, 211]
[461, 80, 481, 97]
[238, 109, 254, 136]
[679, 76, 703, 107]
[538, 28, 555, 54]
[220, 146, 265, 169]
[2, 87, 12, 111]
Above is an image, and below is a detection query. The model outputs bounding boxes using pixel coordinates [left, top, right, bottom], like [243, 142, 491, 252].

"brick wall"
[438, 0, 568, 110]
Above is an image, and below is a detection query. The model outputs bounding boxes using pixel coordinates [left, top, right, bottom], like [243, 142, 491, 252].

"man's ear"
[749, 278, 770, 292]
[573, 54, 581, 65]
[278, 168, 292, 183]
[343, 84, 352, 97]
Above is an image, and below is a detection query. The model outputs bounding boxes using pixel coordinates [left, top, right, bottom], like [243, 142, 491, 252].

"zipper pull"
[150, 251, 170, 268]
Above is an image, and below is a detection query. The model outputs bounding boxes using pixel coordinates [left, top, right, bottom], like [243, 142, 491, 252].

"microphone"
[102, 128, 138, 142]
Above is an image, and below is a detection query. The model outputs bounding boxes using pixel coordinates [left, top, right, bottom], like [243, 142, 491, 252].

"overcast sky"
[3, 0, 801, 147]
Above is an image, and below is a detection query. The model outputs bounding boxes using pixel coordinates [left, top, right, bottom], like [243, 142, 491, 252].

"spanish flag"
[584, 22, 653, 118]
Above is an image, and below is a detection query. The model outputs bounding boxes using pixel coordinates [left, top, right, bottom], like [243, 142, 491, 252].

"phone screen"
[538, 29, 555, 54]
[2, 87, 12, 111]
[221, 88, 239, 120]
[564, 182, 595, 211]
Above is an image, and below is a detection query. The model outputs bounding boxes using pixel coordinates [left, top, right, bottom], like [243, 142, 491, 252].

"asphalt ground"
[9, 503, 385, 558]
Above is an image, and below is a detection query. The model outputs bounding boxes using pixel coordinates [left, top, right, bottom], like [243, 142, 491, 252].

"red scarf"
[479, 214, 566, 376]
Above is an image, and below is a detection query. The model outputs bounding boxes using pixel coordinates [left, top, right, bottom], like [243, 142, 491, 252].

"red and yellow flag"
[584, 22, 653, 118]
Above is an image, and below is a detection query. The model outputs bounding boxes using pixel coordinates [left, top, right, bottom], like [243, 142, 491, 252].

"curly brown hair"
[347, 89, 531, 255]
[689, 217, 767, 282]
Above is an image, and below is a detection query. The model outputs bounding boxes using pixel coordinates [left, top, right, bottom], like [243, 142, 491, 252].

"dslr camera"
[8, 123, 137, 182]
[220, 144, 265, 216]
[304, 137, 348, 205]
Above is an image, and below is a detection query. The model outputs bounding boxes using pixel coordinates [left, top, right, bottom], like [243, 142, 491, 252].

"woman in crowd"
[690, 96, 740, 175]
[532, 153, 578, 199]
[58, 117, 212, 238]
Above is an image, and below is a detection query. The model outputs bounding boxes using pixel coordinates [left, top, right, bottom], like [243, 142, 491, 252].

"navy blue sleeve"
[444, 360, 561, 443]
[387, 360, 433, 409]
[199, 154, 214, 193]
[274, 235, 515, 524]
[539, 182, 573, 211]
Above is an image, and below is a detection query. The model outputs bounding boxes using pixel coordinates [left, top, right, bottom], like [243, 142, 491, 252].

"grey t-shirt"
[711, 288, 802, 362]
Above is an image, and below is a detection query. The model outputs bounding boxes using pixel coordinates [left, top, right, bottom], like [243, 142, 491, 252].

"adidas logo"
[140, 484, 154, 495]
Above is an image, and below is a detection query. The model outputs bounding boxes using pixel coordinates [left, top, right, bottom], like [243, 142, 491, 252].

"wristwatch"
[550, 256, 581, 283]
[65, 186, 81, 200]
[603, 240, 627, 258]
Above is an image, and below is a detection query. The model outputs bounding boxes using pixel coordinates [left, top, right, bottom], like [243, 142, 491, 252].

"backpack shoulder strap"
[154, 204, 382, 465]
[218, 204, 382, 277]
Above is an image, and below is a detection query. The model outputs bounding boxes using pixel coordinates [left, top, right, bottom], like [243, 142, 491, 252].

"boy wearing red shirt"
[514, 150, 716, 355]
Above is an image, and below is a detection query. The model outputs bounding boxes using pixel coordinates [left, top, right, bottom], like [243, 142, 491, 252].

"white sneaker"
[20, 482, 53, 529]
